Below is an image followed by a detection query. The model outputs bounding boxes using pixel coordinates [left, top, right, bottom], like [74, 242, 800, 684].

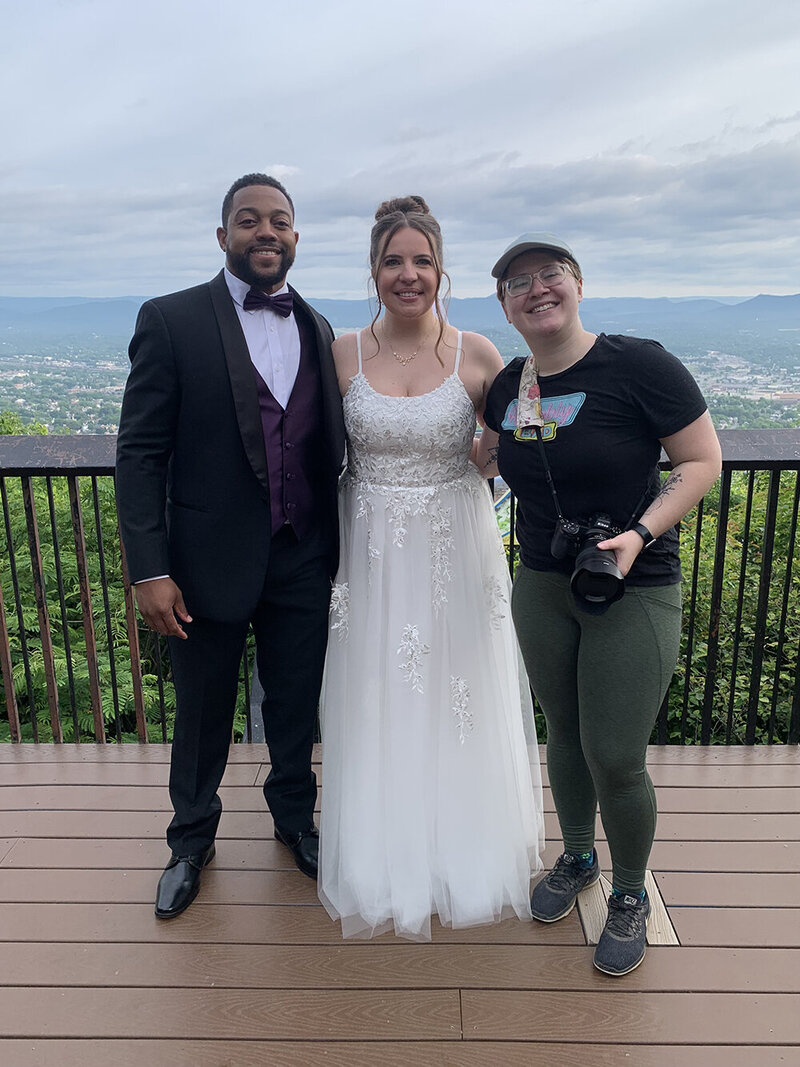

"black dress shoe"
[154, 843, 216, 919]
[274, 826, 319, 879]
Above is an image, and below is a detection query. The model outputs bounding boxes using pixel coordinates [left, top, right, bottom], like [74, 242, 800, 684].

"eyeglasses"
[502, 263, 572, 297]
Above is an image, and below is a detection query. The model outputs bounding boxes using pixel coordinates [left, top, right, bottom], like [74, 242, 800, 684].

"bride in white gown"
[318, 196, 544, 940]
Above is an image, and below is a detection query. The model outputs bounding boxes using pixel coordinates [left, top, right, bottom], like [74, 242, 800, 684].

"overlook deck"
[0, 742, 798, 1066]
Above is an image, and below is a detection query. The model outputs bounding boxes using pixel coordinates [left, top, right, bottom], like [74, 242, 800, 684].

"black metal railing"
[0, 437, 253, 745]
[1, 431, 799, 745]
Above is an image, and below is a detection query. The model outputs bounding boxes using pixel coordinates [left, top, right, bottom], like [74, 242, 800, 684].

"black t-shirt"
[484, 333, 709, 586]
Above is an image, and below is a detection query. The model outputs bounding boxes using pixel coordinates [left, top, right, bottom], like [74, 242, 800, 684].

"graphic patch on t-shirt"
[502, 392, 586, 441]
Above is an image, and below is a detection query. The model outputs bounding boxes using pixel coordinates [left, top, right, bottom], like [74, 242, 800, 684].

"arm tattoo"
[484, 445, 499, 469]
[650, 470, 683, 509]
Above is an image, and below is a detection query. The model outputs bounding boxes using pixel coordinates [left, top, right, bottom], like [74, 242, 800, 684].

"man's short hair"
[221, 173, 295, 228]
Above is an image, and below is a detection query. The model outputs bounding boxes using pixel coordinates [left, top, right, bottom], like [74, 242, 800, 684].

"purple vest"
[254, 309, 325, 537]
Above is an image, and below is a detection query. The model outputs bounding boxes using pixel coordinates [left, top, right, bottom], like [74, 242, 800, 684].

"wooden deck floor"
[0, 743, 798, 1066]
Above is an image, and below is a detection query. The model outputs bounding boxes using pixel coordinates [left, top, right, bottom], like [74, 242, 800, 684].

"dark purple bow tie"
[243, 288, 294, 317]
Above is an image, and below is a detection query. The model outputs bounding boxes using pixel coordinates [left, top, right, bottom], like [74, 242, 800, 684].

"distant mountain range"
[1, 292, 798, 342]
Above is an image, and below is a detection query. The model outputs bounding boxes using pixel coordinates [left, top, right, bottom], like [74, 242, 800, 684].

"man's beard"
[227, 245, 295, 290]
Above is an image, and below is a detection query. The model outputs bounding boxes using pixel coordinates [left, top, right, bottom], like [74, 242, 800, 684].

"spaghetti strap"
[453, 330, 463, 375]
[356, 331, 363, 374]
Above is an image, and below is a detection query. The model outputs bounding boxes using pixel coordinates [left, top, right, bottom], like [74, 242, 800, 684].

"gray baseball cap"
[491, 232, 578, 279]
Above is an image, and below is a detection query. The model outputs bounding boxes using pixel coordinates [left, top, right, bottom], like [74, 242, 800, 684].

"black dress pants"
[165, 529, 331, 854]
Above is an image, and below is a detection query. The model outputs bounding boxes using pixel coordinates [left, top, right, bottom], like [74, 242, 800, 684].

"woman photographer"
[483, 233, 721, 975]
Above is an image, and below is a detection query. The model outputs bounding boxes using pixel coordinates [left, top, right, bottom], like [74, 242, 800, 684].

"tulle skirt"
[319, 467, 545, 940]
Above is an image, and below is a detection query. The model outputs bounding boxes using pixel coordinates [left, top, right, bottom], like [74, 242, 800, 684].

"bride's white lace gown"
[319, 332, 545, 940]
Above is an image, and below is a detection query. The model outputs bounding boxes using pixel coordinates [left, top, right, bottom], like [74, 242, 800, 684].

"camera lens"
[570, 538, 625, 613]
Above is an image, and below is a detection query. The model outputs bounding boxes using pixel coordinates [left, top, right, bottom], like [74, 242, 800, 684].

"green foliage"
[0, 409, 49, 435]
[667, 470, 799, 744]
[496, 470, 799, 745]
[0, 468, 252, 744]
[1, 450, 797, 746]
[706, 394, 800, 429]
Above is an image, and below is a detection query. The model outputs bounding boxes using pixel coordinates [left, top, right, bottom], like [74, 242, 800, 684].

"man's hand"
[134, 578, 192, 639]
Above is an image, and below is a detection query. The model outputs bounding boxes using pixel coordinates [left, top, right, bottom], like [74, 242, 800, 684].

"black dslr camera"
[551, 513, 625, 613]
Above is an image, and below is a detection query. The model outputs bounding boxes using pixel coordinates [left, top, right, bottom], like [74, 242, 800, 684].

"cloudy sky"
[2, 0, 799, 300]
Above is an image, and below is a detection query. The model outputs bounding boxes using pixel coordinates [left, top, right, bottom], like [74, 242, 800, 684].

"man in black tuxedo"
[116, 173, 345, 918]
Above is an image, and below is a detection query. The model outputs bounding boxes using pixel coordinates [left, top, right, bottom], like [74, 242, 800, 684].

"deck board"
[3, 782, 799, 813]
[670, 906, 800, 946]
[1, 942, 798, 991]
[461, 990, 800, 1043]
[2, 865, 783, 908]
[2, 808, 797, 842]
[0, 740, 794, 763]
[0, 987, 463, 1040]
[0, 902, 586, 944]
[656, 870, 800, 907]
[1, 1041, 796, 1067]
[0, 742, 797, 1062]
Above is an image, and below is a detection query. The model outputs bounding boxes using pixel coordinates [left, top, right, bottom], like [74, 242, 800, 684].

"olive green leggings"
[512, 566, 682, 894]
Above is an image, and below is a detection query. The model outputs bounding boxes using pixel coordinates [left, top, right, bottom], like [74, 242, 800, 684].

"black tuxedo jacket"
[116, 270, 345, 623]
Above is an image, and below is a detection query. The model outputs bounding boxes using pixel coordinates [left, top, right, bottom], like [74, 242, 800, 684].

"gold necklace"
[383, 326, 428, 366]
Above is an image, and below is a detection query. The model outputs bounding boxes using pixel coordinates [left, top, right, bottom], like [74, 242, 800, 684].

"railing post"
[90, 476, 122, 742]
[791, 641, 800, 746]
[45, 477, 80, 737]
[745, 471, 781, 744]
[701, 474, 730, 744]
[769, 471, 800, 744]
[118, 530, 148, 743]
[0, 577, 20, 741]
[725, 471, 755, 744]
[21, 476, 62, 743]
[508, 495, 516, 579]
[1, 476, 37, 740]
[68, 476, 105, 743]
[680, 500, 704, 743]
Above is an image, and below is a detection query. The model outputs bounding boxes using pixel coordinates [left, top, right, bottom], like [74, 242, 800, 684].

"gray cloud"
[1, 0, 799, 298]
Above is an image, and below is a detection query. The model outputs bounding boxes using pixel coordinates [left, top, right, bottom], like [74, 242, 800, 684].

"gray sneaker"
[593, 891, 651, 975]
[530, 850, 600, 922]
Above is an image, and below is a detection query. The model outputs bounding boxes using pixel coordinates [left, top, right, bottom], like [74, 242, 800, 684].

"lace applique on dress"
[450, 675, 473, 743]
[383, 486, 428, 547]
[344, 372, 476, 490]
[329, 583, 350, 641]
[429, 505, 454, 612]
[397, 624, 430, 693]
[483, 574, 508, 629]
[352, 484, 381, 571]
[343, 372, 476, 595]
[355, 484, 372, 521]
[367, 532, 381, 567]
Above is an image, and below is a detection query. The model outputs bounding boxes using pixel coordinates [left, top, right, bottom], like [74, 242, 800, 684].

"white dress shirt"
[224, 267, 301, 410]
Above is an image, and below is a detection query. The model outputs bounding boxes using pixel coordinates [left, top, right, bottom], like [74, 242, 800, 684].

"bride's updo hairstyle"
[368, 195, 451, 364]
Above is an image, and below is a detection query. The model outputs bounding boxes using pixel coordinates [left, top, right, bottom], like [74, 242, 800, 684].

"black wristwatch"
[631, 522, 656, 549]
